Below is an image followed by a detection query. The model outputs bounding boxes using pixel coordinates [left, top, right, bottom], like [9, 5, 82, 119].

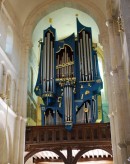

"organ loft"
[34, 18, 103, 131]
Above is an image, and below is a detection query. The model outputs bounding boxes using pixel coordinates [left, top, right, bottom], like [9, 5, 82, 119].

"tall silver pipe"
[64, 87, 67, 121]
[89, 38, 93, 80]
[83, 31, 88, 81]
[43, 37, 47, 92]
[57, 55, 60, 78]
[86, 34, 91, 81]
[71, 54, 73, 77]
[78, 42, 82, 80]
[93, 98, 96, 119]
[63, 52, 65, 77]
[52, 47, 54, 92]
[65, 47, 67, 78]
[47, 33, 50, 92]
[70, 87, 73, 121]
[86, 102, 91, 123]
[94, 55, 97, 77]
[68, 87, 70, 121]
[66, 53, 69, 78]
[50, 41, 53, 92]
[80, 38, 85, 81]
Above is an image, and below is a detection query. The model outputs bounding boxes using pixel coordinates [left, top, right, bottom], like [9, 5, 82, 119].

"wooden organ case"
[34, 19, 103, 131]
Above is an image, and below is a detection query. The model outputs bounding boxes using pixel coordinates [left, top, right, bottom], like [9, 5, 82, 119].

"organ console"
[34, 18, 103, 131]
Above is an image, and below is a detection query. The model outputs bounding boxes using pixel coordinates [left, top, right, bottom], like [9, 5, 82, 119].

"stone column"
[101, 31, 118, 164]
[105, 1, 130, 163]
[0, 62, 3, 95]
[0, 0, 2, 9]
[120, 0, 130, 87]
[18, 117, 27, 164]
[12, 116, 22, 164]
[18, 39, 32, 164]
[17, 39, 32, 117]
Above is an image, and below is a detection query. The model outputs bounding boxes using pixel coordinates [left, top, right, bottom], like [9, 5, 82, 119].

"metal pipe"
[87, 102, 91, 123]
[70, 54, 73, 78]
[52, 47, 54, 92]
[86, 34, 91, 81]
[57, 54, 59, 78]
[78, 42, 82, 80]
[47, 32, 50, 92]
[89, 38, 93, 80]
[64, 47, 67, 78]
[50, 41, 53, 92]
[94, 55, 97, 77]
[67, 86, 69, 121]
[43, 37, 47, 92]
[70, 87, 72, 121]
[66, 53, 69, 78]
[64, 87, 67, 121]
[83, 31, 88, 81]
[80, 38, 85, 81]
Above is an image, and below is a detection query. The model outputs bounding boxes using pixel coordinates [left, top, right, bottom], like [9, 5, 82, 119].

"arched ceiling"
[7, 0, 107, 26]
[32, 7, 101, 56]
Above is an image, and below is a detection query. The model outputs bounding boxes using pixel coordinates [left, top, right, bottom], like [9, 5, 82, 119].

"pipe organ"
[34, 19, 103, 131]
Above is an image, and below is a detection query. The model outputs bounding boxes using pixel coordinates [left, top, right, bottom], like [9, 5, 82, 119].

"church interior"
[0, 0, 130, 164]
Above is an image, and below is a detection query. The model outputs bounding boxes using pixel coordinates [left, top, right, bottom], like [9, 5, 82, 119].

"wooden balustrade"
[25, 123, 111, 151]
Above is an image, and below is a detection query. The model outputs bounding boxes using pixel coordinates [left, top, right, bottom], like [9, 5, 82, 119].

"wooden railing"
[25, 123, 111, 151]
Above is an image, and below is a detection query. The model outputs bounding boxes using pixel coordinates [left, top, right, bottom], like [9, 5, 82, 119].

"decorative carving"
[25, 123, 112, 163]
[117, 16, 124, 32]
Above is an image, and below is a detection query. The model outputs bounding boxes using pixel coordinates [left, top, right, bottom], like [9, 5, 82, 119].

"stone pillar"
[101, 31, 118, 164]
[105, 1, 130, 163]
[12, 116, 21, 164]
[120, 0, 130, 85]
[17, 39, 32, 117]
[0, 62, 3, 95]
[18, 117, 27, 164]
[18, 39, 32, 164]
[0, 0, 2, 9]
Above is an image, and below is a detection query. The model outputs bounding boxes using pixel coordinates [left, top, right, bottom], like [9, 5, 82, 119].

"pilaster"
[12, 116, 22, 164]
[101, 31, 118, 164]
[105, 1, 130, 163]
[18, 117, 27, 164]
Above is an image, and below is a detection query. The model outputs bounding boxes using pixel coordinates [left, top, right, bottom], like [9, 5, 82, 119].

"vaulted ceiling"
[7, 0, 107, 26]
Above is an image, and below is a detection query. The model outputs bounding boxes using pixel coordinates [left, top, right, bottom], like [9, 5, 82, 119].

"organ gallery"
[34, 18, 103, 131]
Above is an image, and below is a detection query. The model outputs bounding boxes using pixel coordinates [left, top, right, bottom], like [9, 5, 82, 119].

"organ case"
[34, 19, 103, 131]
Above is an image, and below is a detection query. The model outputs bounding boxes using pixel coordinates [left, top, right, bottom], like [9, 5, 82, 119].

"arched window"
[5, 26, 13, 55]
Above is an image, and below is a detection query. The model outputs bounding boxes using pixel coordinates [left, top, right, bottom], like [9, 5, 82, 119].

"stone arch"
[22, 0, 107, 43]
